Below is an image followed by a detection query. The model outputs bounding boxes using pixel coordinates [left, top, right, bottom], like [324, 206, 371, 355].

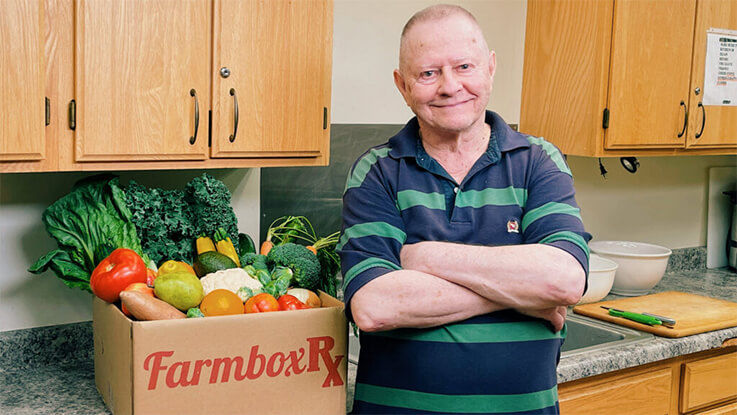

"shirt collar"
[388, 110, 530, 160]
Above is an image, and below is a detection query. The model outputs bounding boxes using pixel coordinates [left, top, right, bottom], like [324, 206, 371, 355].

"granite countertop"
[1, 267, 735, 414]
[558, 267, 737, 383]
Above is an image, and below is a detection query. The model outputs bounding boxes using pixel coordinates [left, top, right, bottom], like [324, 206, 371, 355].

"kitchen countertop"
[1, 267, 735, 414]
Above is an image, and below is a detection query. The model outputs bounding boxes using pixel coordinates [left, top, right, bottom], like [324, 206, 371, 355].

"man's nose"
[437, 70, 462, 95]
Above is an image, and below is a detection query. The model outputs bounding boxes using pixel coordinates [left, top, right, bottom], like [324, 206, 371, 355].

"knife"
[600, 306, 668, 327]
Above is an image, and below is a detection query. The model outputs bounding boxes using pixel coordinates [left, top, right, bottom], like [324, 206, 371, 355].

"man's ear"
[393, 69, 411, 105]
[488, 50, 497, 82]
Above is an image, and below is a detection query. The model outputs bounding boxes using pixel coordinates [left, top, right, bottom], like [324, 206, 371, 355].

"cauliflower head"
[200, 268, 262, 301]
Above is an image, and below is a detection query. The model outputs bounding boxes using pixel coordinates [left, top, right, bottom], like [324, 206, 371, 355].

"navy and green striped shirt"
[338, 111, 591, 414]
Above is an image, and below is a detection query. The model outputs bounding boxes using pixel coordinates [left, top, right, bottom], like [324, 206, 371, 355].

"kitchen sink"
[347, 313, 654, 364]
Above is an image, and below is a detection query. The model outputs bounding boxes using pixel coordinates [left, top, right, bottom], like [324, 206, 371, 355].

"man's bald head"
[398, 5, 488, 73]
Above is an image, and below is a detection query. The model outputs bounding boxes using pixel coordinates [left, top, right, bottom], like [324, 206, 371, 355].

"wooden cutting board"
[573, 291, 737, 338]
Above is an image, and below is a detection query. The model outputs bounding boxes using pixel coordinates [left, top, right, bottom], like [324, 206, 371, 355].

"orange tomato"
[200, 289, 244, 317]
[158, 260, 196, 277]
[244, 293, 279, 313]
[120, 282, 154, 316]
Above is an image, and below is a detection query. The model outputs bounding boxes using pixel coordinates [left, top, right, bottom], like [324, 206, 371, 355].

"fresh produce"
[146, 268, 157, 287]
[196, 234, 216, 255]
[277, 294, 310, 311]
[214, 228, 241, 267]
[186, 307, 205, 318]
[200, 289, 244, 317]
[241, 254, 269, 272]
[90, 248, 148, 303]
[125, 173, 240, 265]
[158, 260, 196, 277]
[199, 268, 262, 300]
[120, 291, 186, 320]
[120, 282, 154, 316]
[262, 215, 341, 296]
[244, 293, 279, 313]
[261, 267, 292, 298]
[239, 233, 256, 255]
[287, 288, 321, 308]
[153, 272, 204, 311]
[29, 175, 147, 292]
[193, 251, 237, 278]
[266, 243, 321, 291]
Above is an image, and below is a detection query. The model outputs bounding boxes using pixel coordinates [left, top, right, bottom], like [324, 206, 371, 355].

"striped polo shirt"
[338, 110, 591, 414]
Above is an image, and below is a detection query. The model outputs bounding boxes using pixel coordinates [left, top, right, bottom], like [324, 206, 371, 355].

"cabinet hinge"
[323, 107, 328, 130]
[45, 97, 50, 126]
[68, 100, 76, 130]
[602, 108, 609, 129]
[208, 110, 212, 148]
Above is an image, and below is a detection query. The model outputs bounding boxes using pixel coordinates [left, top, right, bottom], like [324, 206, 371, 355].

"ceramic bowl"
[588, 241, 672, 296]
[577, 254, 618, 304]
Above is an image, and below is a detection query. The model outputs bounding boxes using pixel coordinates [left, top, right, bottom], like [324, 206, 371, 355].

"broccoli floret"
[241, 253, 269, 272]
[266, 243, 321, 291]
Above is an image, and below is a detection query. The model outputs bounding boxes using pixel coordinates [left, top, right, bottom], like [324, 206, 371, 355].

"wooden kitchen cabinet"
[0, 0, 46, 162]
[520, 0, 737, 157]
[0, 0, 332, 173]
[211, 0, 332, 159]
[559, 346, 737, 415]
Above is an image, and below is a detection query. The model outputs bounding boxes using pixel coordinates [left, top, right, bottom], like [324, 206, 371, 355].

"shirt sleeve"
[520, 139, 592, 294]
[337, 155, 406, 323]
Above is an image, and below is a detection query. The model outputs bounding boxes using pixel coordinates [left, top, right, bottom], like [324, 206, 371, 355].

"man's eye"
[458, 64, 471, 70]
[421, 70, 435, 78]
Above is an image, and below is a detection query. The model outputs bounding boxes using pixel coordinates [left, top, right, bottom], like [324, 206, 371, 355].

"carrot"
[260, 240, 274, 256]
[306, 245, 317, 255]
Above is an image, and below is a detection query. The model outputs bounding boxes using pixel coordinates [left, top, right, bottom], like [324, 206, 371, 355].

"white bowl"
[577, 254, 618, 304]
[589, 241, 672, 296]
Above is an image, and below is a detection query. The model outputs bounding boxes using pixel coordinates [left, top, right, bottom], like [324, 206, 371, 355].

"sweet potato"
[120, 291, 186, 320]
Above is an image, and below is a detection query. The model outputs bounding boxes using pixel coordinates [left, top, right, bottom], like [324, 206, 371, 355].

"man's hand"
[517, 306, 567, 332]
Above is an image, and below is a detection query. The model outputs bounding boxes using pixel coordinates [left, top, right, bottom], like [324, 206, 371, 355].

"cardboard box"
[93, 293, 347, 415]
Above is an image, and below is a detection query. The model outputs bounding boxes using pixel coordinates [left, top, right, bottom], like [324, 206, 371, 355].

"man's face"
[394, 15, 496, 135]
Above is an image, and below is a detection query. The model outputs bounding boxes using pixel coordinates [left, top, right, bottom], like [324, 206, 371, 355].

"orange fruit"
[158, 260, 196, 277]
[200, 289, 244, 317]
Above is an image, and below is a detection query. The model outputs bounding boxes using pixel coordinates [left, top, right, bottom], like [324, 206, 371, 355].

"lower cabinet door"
[559, 367, 672, 415]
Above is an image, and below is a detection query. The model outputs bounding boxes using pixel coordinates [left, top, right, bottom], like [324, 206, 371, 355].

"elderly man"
[338, 4, 591, 414]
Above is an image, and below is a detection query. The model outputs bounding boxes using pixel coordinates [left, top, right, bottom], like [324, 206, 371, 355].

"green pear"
[154, 272, 204, 311]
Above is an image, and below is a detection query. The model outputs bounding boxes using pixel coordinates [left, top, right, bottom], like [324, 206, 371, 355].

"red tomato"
[90, 248, 147, 303]
[244, 293, 279, 313]
[120, 282, 154, 316]
[277, 294, 310, 311]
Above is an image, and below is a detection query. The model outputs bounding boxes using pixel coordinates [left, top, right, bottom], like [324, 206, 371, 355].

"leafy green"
[125, 173, 239, 265]
[29, 176, 145, 292]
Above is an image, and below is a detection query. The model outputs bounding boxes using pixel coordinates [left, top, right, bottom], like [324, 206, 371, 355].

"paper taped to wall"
[703, 28, 737, 106]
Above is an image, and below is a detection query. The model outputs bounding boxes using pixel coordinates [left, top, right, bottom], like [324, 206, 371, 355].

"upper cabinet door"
[0, 0, 45, 161]
[605, 0, 696, 149]
[686, 0, 737, 148]
[211, 0, 333, 158]
[74, 0, 210, 162]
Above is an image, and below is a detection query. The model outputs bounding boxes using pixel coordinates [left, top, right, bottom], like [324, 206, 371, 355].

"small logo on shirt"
[507, 220, 519, 233]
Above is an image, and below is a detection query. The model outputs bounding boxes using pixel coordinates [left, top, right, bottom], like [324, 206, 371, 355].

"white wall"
[0, 169, 259, 332]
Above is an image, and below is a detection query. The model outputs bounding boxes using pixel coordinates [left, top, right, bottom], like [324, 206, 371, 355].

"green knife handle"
[608, 309, 662, 325]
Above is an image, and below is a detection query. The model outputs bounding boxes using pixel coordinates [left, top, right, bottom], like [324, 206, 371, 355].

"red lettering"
[209, 357, 243, 384]
[190, 359, 212, 386]
[266, 352, 286, 377]
[246, 345, 265, 380]
[321, 353, 344, 387]
[306, 336, 334, 372]
[284, 348, 306, 376]
[166, 361, 193, 388]
[143, 351, 173, 390]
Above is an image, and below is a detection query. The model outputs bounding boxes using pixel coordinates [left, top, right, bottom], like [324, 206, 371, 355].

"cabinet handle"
[695, 102, 705, 139]
[229, 88, 238, 143]
[677, 101, 688, 138]
[189, 89, 199, 145]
